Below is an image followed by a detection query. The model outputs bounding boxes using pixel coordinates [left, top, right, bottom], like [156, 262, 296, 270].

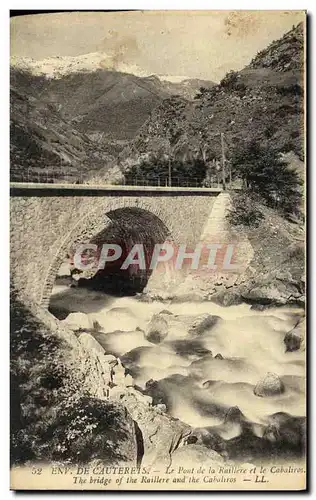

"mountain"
[11, 22, 304, 183]
[10, 82, 115, 183]
[11, 55, 215, 140]
[122, 23, 304, 171]
[10, 55, 215, 180]
[10, 53, 151, 79]
[159, 77, 215, 100]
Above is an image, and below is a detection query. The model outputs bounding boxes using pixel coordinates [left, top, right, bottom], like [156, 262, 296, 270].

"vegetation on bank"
[124, 138, 303, 224]
[10, 292, 134, 465]
[124, 154, 208, 186]
[227, 141, 303, 226]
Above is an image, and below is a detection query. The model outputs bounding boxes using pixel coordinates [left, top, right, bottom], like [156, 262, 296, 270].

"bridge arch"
[11, 187, 221, 307]
[41, 198, 178, 307]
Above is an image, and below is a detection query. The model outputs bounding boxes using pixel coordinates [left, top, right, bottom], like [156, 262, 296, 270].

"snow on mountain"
[10, 52, 150, 79]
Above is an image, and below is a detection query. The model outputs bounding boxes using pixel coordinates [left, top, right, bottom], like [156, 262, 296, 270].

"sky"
[10, 10, 305, 81]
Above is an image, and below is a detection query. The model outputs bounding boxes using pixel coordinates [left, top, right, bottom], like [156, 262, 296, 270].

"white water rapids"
[50, 284, 305, 431]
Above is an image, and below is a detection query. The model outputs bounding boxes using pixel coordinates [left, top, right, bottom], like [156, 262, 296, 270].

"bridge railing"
[10, 171, 242, 189]
[122, 176, 221, 188]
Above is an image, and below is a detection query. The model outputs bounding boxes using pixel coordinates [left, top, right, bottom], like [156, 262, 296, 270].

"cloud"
[97, 31, 140, 69]
[10, 11, 305, 80]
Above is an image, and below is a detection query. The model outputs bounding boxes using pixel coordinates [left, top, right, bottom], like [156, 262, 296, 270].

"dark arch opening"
[49, 207, 172, 315]
[76, 207, 171, 295]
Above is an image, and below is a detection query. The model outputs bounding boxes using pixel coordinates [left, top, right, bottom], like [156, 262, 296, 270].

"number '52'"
[31, 467, 42, 475]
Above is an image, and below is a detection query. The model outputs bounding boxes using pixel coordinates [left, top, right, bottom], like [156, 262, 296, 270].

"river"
[50, 283, 305, 433]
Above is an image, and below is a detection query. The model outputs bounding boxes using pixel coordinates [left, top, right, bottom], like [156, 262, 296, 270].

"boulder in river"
[62, 312, 92, 330]
[187, 313, 220, 336]
[104, 307, 140, 332]
[215, 353, 224, 360]
[224, 406, 246, 424]
[210, 290, 243, 307]
[264, 412, 306, 452]
[144, 314, 168, 344]
[168, 339, 211, 359]
[254, 372, 285, 397]
[284, 318, 305, 352]
[158, 312, 220, 341]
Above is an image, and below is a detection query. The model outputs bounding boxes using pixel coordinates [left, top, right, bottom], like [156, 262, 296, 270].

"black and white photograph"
[9, 10, 306, 491]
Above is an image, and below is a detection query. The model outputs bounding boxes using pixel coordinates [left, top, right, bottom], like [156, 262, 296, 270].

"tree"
[124, 154, 207, 187]
[231, 141, 303, 216]
[220, 70, 239, 90]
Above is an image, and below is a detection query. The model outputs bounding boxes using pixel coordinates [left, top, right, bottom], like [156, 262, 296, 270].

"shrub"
[227, 192, 264, 227]
[220, 70, 239, 90]
[32, 397, 132, 464]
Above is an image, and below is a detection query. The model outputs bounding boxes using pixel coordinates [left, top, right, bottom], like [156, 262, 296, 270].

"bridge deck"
[10, 182, 225, 195]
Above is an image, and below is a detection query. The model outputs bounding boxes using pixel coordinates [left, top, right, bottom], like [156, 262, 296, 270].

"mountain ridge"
[120, 22, 304, 175]
[10, 23, 304, 182]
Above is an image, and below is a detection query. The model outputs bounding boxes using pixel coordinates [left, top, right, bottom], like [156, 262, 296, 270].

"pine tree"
[231, 141, 302, 216]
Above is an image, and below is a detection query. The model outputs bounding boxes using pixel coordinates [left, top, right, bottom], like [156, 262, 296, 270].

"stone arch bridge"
[10, 183, 232, 308]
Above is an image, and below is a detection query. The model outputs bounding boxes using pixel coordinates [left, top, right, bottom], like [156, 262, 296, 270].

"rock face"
[284, 318, 305, 352]
[242, 282, 301, 306]
[168, 339, 211, 359]
[71, 326, 193, 469]
[109, 385, 190, 468]
[112, 359, 127, 387]
[254, 372, 285, 397]
[78, 332, 107, 355]
[210, 290, 243, 307]
[144, 314, 168, 344]
[57, 262, 71, 277]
